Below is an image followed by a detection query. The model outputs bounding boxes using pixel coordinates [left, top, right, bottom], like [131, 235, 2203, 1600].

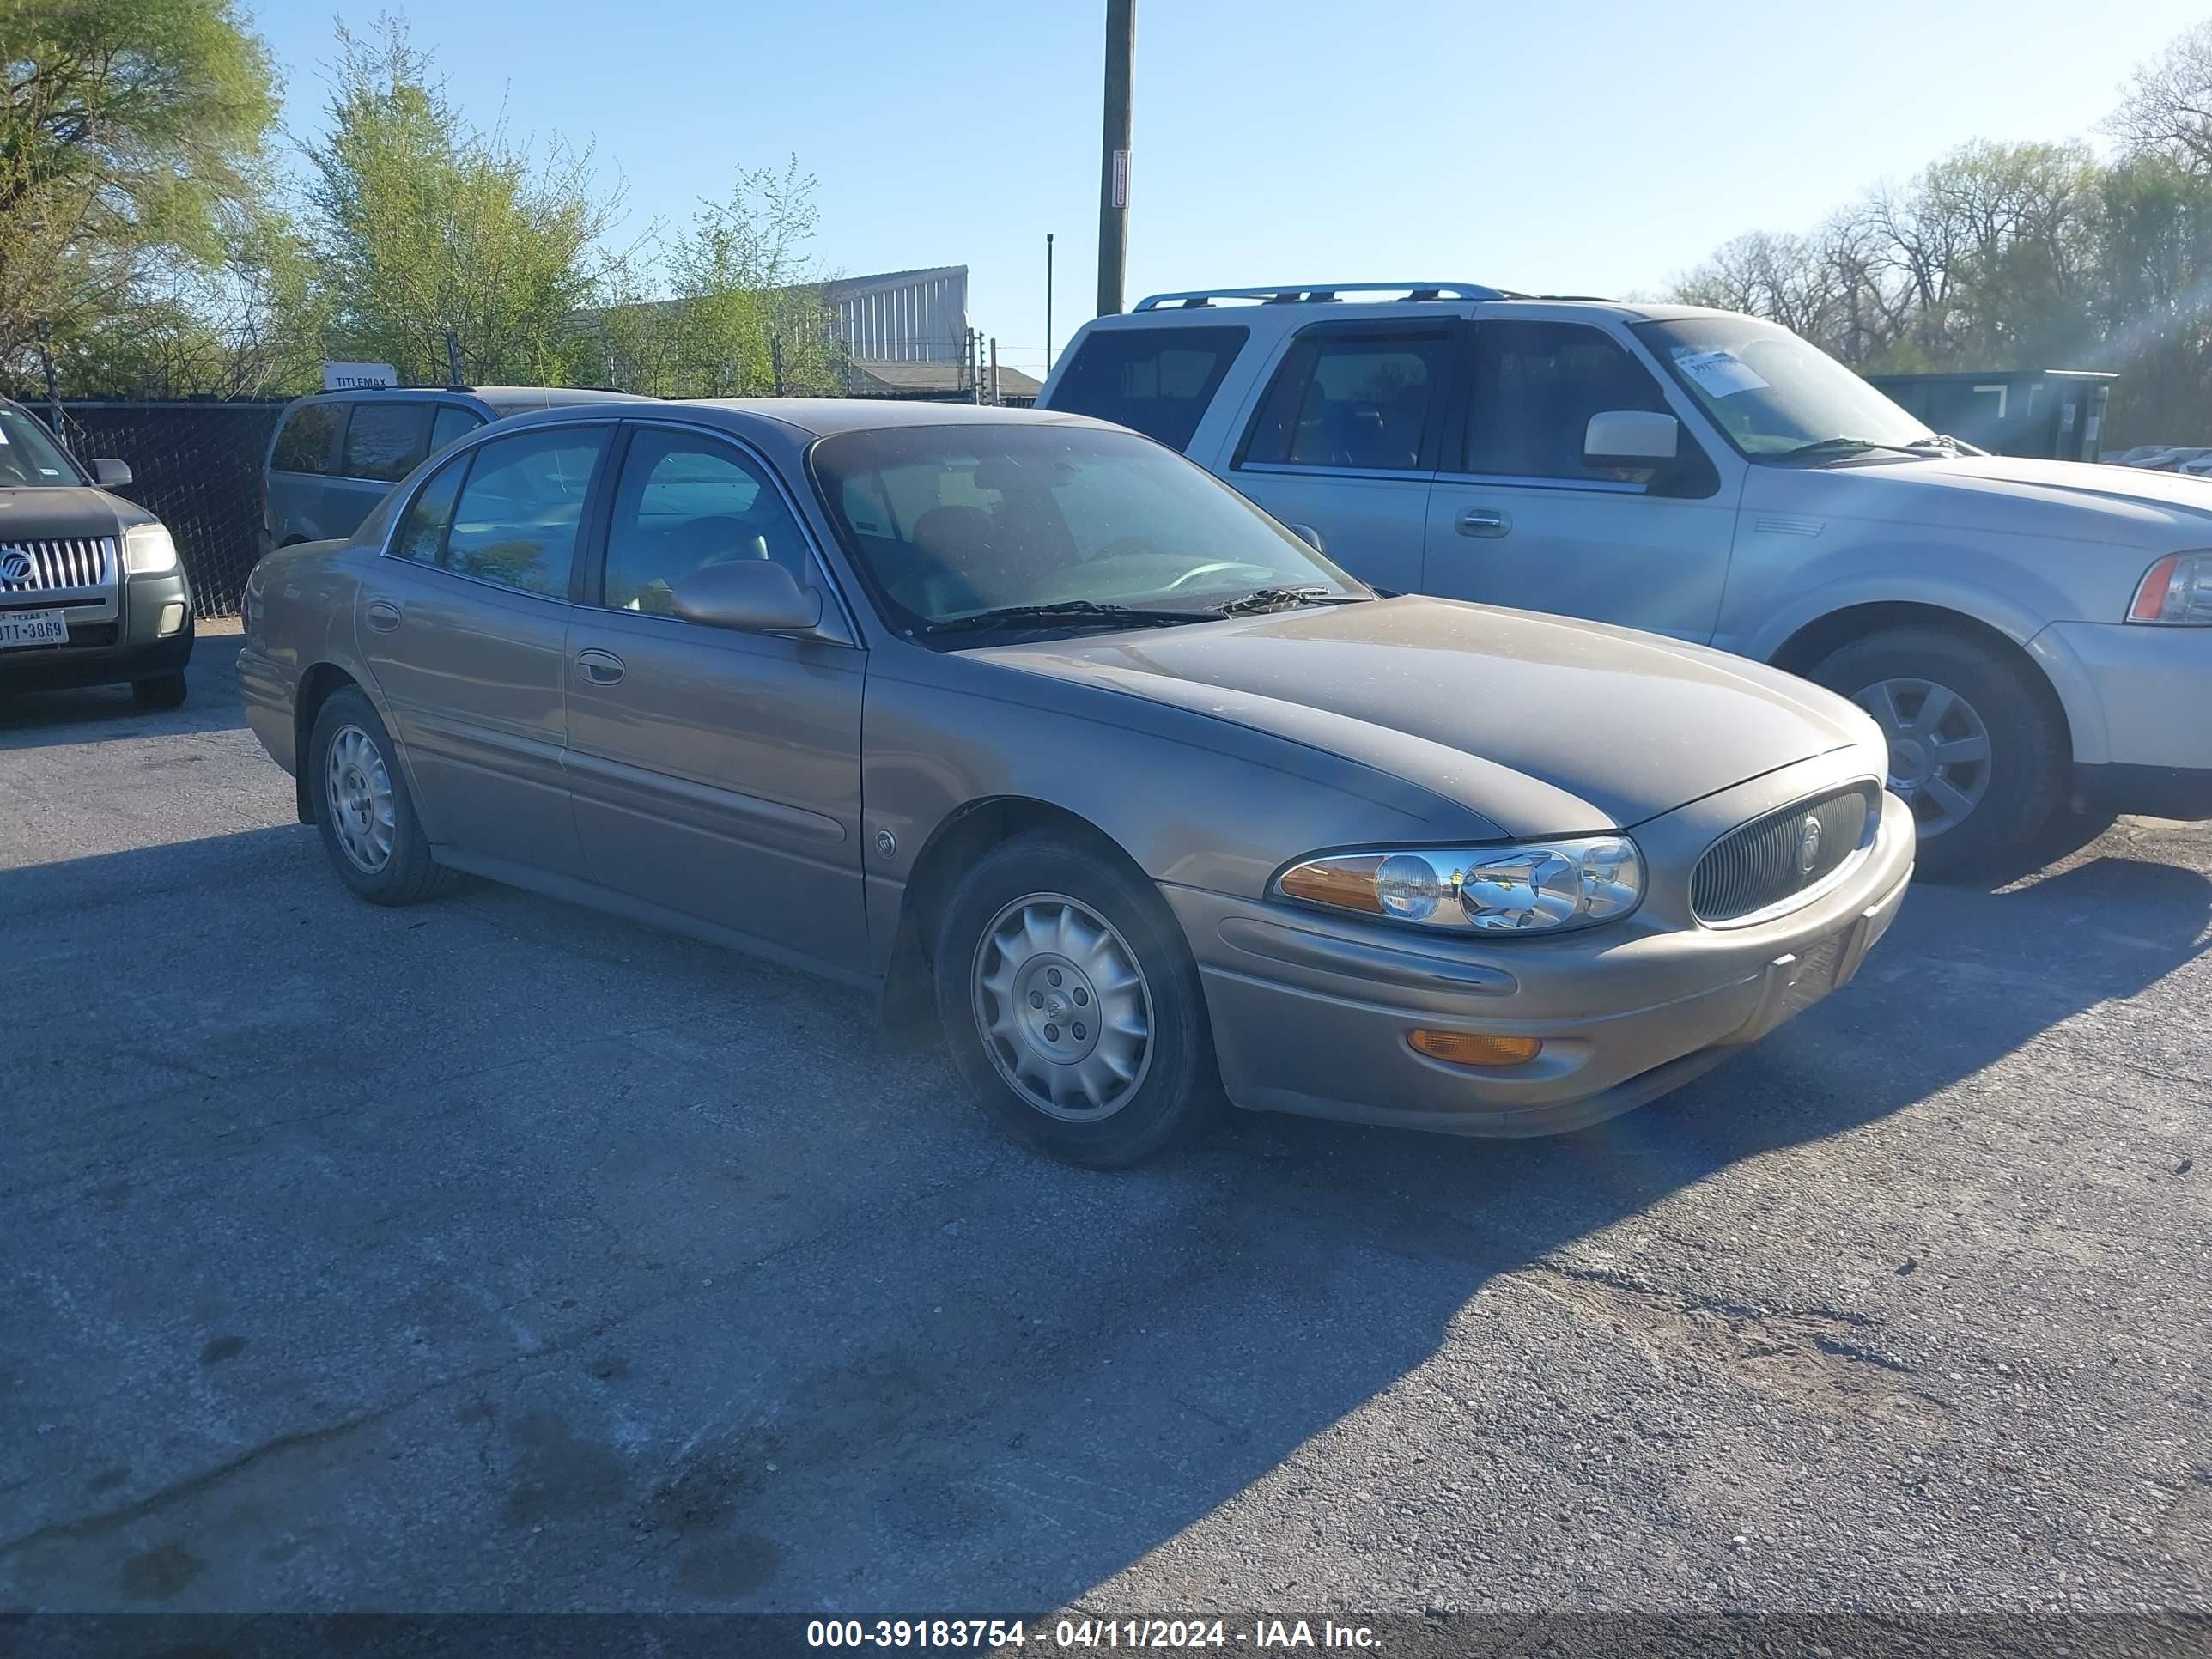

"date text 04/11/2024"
[804, 1620, 1381, 1650]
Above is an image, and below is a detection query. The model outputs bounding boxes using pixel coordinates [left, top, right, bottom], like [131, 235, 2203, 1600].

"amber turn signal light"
[1407, 1030, 1543, 1068]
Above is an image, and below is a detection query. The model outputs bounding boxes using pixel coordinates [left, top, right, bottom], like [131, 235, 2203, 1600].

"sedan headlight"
[1275, 836, 1644, 936]
[122, 523, 179, 576]
[2129, 552, 2212, 624]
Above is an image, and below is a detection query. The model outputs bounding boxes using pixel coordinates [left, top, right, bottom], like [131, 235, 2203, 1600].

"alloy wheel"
[971, 891, 1153, 1121]
[1852, 676, 1993, 838]
[325, 724, 397, 873]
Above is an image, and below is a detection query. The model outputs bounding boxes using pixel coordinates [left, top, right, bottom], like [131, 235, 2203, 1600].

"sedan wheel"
[972, 892, 1154, 1121]
[1851, 676, 1992, 838]
[325, 723, 398, 873]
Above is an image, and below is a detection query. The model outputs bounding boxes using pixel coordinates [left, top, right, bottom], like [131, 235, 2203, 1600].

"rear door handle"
[365, 600, 403, 631]
[1455, 508, 1511, 538]
[575, 648, 625, 686]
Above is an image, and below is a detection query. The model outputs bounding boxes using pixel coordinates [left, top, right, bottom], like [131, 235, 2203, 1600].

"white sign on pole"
[1111, 149, 1131, 210]
[322, 362, 399, 391]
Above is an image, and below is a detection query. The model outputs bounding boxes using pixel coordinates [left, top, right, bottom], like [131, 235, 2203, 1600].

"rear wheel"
[933, 833, 1218, 1167]
[131, 672, 187, 710]
[1810, 625, 2063, 879]
[307, 687, 443, 905]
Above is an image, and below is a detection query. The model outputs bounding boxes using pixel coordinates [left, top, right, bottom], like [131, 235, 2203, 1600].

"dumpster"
[1863, 368, 2114, 462]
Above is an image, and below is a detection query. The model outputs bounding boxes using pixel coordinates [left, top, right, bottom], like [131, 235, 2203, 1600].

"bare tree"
[2109, 19, 2212, 172]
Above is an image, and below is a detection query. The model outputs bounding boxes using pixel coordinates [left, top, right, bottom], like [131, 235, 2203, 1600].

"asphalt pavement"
[1, 629, 2204, 1620]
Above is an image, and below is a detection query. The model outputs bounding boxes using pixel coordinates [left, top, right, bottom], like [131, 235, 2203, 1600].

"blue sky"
[247, 0, 2208, 382]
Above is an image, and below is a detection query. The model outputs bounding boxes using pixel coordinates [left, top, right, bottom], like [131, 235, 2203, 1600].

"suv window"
[1243, 328, 1453, 472]
[271, 402, 346, 475]
[440, 427, 608, 598]
[1049, 325, 1247, 452]
[599, 428, 811, 614]
[431, 406, 483, 453]
[1460, 321, 1676, 483]
[340, 402, 433, 482]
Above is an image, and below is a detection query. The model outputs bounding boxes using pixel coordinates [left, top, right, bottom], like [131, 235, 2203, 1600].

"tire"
[933, 832, 1218, 1167]
[131, 672, 188, 710]
[307, 686, 444, 906]
[1810, 625, 2063, 880]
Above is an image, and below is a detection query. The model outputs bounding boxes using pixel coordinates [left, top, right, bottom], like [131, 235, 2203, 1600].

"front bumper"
[0, 569, 194, 693]
[2034, 620, 2212, 776]
[1166, 768, 1915, 1138]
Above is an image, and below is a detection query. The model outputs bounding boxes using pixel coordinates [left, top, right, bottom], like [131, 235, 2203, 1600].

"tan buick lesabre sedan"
[240, 401, 1912, 1165]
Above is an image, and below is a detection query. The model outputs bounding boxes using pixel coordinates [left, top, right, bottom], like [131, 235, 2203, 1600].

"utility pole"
[989, 338, 1000, 406]
[1045, 232, 1056, 370]
[34, 320, 64, 450]
[1096, 0, 1134, 316]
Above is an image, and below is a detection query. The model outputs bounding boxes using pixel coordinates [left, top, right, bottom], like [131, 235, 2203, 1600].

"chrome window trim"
[1431, 471, 1651, 496]
[1231, 461, 1437, 484]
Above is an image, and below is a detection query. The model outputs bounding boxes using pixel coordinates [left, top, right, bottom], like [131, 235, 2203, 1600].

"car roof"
[295, 386, 647, 410]
[1073, 295, 1742, 331]
[489, 398, 1122, 441]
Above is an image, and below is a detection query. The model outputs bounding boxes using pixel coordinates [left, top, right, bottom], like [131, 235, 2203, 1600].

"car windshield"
[810, 422, 1367, 635]
[0, 405, 86, 487]
[1632, 316, 1937, 460]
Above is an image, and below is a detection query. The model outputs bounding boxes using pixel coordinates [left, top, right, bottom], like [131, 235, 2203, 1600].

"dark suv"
[261, 386, 644, 556]
[0, 398, 194, 709]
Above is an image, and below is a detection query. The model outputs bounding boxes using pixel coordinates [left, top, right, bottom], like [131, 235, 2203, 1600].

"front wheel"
[1811, 625, 2063, 879]
[933, 834, 1218, 1167]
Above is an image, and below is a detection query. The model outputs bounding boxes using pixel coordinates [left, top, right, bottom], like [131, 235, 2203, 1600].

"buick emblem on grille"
[0, 548, 33, 584]
[1796, 813, 1824, 876]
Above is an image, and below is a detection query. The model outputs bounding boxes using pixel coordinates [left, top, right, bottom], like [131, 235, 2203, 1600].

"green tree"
[296, 18, 624, 385]
[0, 0, 280, 390]
[598, 155, 846, 398]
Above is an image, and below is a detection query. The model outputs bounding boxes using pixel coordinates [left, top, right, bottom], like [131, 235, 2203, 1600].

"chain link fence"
[47, 399, 288, 619]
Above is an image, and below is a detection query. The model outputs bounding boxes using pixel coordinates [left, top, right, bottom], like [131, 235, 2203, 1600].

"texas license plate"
[0, 609, 65, 650]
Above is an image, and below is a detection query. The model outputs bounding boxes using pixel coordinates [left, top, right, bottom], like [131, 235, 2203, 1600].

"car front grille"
[0, 536, 116, 595]
[1691, 784, 1876, 924]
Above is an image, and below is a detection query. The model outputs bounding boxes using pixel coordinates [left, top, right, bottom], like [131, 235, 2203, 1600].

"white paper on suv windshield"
[1674, 348, 1770, 398]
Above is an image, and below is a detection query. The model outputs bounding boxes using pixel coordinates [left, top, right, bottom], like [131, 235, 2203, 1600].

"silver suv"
[1039, 282, 2212, 874]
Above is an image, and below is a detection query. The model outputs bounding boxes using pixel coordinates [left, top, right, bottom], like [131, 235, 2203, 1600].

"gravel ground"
[0, 628, 2204, 1620]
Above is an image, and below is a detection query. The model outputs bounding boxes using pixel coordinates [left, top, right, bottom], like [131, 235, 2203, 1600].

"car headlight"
[122, 523, 179, 576]
[1274, 836, 1644, 936]
[2129, 552, 2212, 624]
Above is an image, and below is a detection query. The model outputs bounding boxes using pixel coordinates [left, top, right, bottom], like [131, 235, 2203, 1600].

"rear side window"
[1242, 328, 1454, 472]
[431, 405, 483, 452]
[340, 403, 434, 482]
[271, 402, 346, 475]
[392, 453, 468, 565]
[441, 427, 608, 599]
[1048, 325, 1247, 451]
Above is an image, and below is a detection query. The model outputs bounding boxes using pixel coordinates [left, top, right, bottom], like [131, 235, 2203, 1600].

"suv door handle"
[575, 648, 625, 686]
[365, 600, 403, 631]
[1456, 508, 1511, 538]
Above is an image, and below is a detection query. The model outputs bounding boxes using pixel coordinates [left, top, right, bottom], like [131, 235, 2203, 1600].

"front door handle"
[575, 648, 625, 686]
[365, 599, 403, 631]
[1456, 508, 1512, 538]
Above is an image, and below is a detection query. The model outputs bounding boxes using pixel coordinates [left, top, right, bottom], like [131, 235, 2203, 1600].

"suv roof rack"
[1132, 281, 1518, 311]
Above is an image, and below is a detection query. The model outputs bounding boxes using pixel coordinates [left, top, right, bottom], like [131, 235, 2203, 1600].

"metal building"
[823, 266, 969, 365]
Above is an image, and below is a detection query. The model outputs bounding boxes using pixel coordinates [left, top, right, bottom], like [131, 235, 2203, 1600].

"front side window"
[1461, 321, 1676, 482]
[1047, 325, 1247, 451]
[599, 428, 811, 614]
[811, 422, 1364, 635]
[272, 402, 346, 475]
[439, 427, 607, 598]
[1243, 330, 1452, 472]
[1632, 315, 1935, 459]
[0, 405, 83, 486]
[340, 403, 433, 482]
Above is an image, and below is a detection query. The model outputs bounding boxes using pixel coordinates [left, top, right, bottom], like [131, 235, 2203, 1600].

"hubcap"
[972, 892, 1153, 1121]
[325, 724, 397, 873]
[1852, 677, 1993, 838]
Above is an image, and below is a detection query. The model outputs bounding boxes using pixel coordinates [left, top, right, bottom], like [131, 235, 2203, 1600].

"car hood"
[970, 596, 1875, 835]
[1809, 453, 2212, 547]
[0, 484, 138, 538]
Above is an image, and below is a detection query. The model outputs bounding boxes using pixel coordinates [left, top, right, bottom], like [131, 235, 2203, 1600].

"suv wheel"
[933, 833, 1218, 1166]
[307, 687, 444, 905]
[1811, 626, 2063, 879]
[131, 673, 187, 711]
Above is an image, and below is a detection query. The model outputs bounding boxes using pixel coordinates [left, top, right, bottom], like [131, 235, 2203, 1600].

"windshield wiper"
[1905, 432, 1984, 456]
[917, 599, 1206, 636]
[1777, 436, 1936, 463]
[1211, 585, 1370, 617]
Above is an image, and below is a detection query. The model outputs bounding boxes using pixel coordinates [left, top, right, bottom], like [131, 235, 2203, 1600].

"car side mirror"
[671, 559, 826, 636]
[92, 458, 133, 488]
[1285, 521, 1328, 554]
[1583, 410, 1679, 468]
